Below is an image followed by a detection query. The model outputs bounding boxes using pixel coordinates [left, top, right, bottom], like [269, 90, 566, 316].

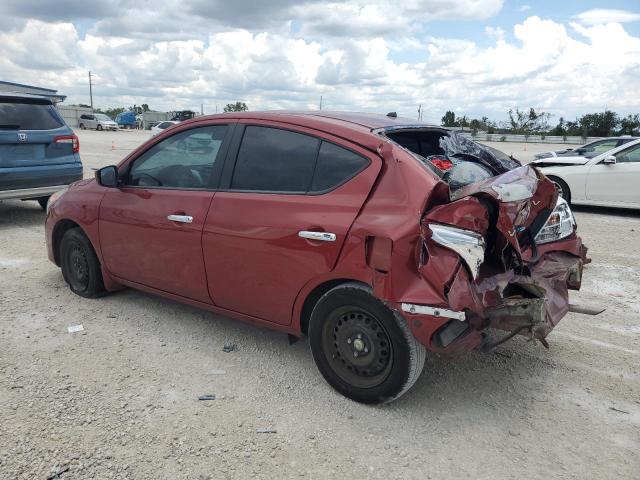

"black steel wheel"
[309, 282, 425, 404]
[97, 124, 103, 131]
[60, 228, 105, 298]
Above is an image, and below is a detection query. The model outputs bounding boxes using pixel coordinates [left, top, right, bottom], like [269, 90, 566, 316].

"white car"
[531, 139, 640, 209]
[78, 113, 118, 131]
[151, 121, 179, 136]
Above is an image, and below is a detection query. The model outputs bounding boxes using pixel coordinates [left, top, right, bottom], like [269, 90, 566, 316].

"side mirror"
[603, 155, 616, 165]
[95, 165, 119, 187]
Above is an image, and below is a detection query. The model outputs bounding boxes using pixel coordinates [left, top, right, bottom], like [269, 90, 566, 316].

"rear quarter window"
[0, 100, 64, 130]
[311, 142, 369, 192]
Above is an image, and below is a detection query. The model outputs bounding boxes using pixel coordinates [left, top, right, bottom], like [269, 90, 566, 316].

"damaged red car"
[45, 112, 587, 404]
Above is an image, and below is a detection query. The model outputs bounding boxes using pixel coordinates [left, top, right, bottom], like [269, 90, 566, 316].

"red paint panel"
[203, 156, 381, 325]
[99, 187, 214, 303]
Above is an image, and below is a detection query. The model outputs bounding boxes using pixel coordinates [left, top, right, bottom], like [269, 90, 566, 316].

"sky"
[1, 0, 640, 124]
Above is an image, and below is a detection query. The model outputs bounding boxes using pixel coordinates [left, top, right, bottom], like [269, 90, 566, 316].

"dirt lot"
[1, 129, 638, 479]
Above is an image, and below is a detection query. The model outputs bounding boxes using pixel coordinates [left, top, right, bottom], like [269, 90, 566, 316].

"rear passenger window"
[311, 142, 370, 192]
[231, 126, 319, 192]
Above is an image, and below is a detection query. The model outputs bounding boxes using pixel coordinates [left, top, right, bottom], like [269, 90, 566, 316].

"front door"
[586, 143, 640, 205]
[203, 124, 381, 324]
[99, 124, 230, 303]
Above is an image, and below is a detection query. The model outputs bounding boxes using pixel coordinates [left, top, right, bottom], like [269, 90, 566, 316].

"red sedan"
[45, 112, 587, 403]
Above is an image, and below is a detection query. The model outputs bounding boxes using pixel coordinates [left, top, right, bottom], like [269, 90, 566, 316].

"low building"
[0, 80, 66, 104]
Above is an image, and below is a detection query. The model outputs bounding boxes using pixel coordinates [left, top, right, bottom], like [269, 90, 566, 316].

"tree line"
[441, 108, 640, 138]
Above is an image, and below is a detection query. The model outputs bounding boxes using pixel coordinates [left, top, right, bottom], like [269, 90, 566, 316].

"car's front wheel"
[97, 124, 103, 131]
[547, 176, 571, 204]
[309, 282, 425, 404]
[60, 228, 105, 298]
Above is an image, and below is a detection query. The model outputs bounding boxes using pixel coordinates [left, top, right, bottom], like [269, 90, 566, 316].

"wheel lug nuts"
[347, 338, 352, 344]
[353, 352, 358, 358]
[357, 333, 362, 339]
[364, 348, 368, 353]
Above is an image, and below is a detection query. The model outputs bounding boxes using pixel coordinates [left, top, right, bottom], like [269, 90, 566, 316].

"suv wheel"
[97, 124, 103, 131]
[309, 282, 425, 404]
[60, 228, 105, 298]
[37, 196, 50, 211]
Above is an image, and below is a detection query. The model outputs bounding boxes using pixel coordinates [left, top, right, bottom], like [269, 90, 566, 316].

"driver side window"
[128, 125, 227, 189]
[617, 144, 640, 163]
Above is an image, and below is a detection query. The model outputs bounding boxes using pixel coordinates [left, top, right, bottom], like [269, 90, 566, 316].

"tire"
[60, 228, 105, 298]
[37, 196, 50, 210]
[547, 176, 571, 204]
[97, 124, 103, 131]
[79, 123, 85, 130]
[309, 282, 426, 404]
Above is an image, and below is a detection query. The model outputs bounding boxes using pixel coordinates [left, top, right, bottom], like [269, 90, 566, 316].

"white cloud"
[0, 9, 639, 122]
[573, 9, 640, 26]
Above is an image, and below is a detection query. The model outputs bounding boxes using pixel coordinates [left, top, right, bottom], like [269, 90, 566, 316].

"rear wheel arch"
[299, 278, 370, 335]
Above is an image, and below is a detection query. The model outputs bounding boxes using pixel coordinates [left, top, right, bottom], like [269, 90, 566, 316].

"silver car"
[78, 113, 118, 131]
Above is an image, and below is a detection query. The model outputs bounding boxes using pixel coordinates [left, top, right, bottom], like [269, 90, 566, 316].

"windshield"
[96, 114, 113, 121]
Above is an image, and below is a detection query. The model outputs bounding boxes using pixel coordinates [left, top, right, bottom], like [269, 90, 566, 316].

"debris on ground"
[198, 395, 216, 401]
[46, 465, 70, 480]
[67, 324, 84, 333]
[256, 428, 277, 434]
[223, 342, 237, 353]
[609, 407, 630, 414]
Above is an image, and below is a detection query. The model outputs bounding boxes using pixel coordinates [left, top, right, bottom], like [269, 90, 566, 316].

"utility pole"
[88, 71, 94, 112]
[319, 95, 323, 111]
[418, 104, 422, 121]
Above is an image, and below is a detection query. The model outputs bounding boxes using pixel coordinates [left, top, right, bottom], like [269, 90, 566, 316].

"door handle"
[167, 214, 193, 223]
[298, 231, 336, 242]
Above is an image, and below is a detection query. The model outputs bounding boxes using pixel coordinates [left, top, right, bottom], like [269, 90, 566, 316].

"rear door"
[203, 122, 381, 325]
[99, 123, 232, 302]
[586, 142, 640, 205]
[0, 97, 79, 190]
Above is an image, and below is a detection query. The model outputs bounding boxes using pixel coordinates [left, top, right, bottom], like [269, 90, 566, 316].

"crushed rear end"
[379, 129, 589, 355]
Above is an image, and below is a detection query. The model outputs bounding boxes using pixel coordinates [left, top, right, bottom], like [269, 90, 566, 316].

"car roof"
[0, 92, 54, 104]
[181, 111, 440, 152]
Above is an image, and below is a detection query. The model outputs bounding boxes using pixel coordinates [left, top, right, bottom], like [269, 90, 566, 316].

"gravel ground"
[0, 130, 638, 479]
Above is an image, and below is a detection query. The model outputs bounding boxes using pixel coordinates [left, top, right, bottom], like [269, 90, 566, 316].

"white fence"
[56, 105, 93, 128]
[457, 132, 601, 145]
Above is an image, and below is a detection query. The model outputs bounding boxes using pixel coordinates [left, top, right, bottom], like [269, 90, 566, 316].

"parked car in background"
[532, 138, 640, 209]
[79, 113, 118, 131]
[0, 93, 82, 209]
[534, 136, 637, 160]
[45, 112, 587, 403]
[151, 120, 179, 136]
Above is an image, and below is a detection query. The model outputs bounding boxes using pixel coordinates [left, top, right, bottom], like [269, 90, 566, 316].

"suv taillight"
[54, 134, 80, 153]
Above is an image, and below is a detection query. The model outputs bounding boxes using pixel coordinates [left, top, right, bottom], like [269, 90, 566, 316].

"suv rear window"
[0, 98, 64, 130]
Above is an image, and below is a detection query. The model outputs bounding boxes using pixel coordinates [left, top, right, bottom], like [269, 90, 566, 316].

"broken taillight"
[53, 134, 80, 153]
[428, 155, 453, 171]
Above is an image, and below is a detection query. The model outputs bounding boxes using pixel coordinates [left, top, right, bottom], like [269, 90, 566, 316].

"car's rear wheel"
[37, 196, 50, 210]
[97, 124, 103, 131]
[548, 176, 571, 204]
[309, 282, 425, 404]
[60, 228, 105, 298]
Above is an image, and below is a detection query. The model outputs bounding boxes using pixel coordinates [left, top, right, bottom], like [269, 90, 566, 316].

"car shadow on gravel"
[76, 282, 561, 414]
[0, 200, 45, 229]
[572, 204, 640, 218]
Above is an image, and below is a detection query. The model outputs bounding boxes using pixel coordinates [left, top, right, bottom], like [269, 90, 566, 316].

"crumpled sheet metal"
[439, 133, 521, 174]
